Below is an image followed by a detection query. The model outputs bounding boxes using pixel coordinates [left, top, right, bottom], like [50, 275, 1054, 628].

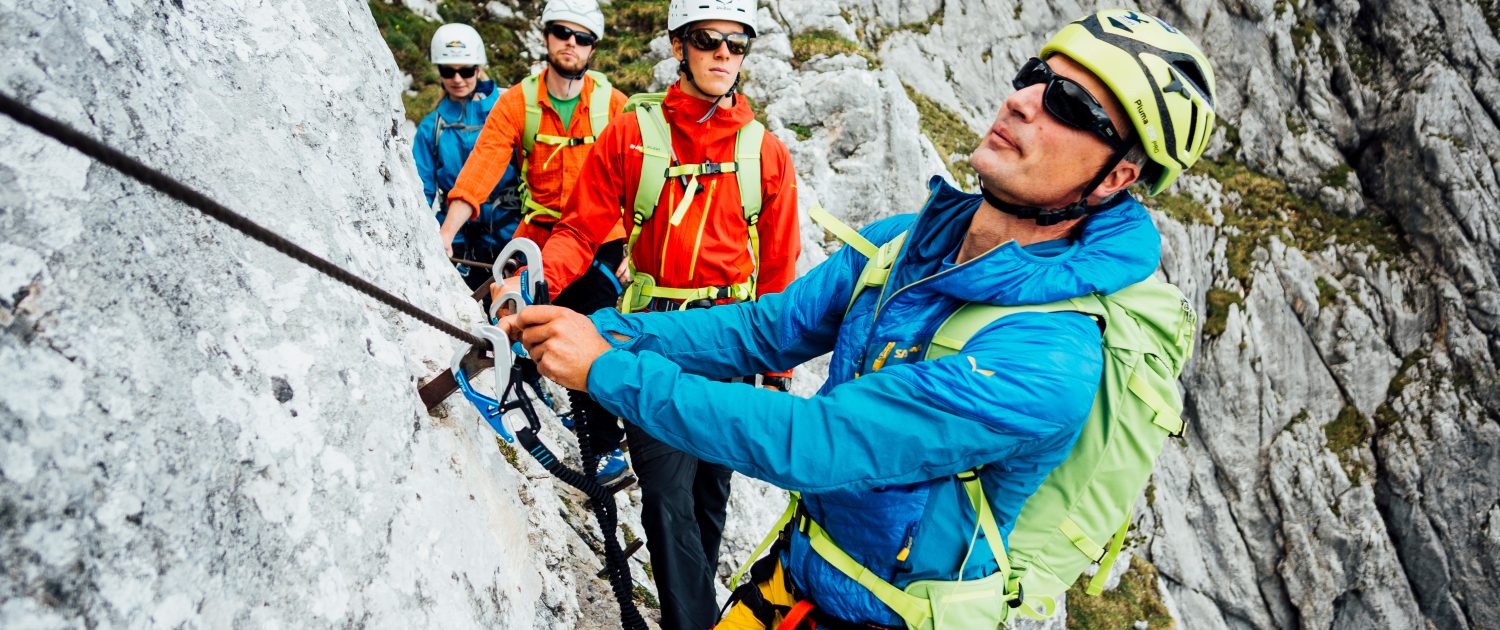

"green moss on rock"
[1066, 555, 1175, 630]
[903, 85, 978, 188]
[1323, 405, 1370, 483]
[1202, 287, 1243, 338]
[791, 29, 874, 67]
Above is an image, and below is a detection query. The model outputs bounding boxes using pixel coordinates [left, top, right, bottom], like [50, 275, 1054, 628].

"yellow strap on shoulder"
[808, 205, 877, 258]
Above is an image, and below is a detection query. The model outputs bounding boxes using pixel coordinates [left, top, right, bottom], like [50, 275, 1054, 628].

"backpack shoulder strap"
[735, 120, 765, 224]
[586, 70, 612, 136]
[808, 205, 907, 314]
[520, 72, 543, 156]
[926, 297, 1106, 361]
[627, 95, 673, 261]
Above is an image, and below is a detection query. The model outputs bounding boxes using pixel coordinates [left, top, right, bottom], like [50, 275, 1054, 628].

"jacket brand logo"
[968, 356, 995, 377]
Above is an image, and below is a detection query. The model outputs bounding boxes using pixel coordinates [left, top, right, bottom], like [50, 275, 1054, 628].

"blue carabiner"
[454, 365, 515, 443]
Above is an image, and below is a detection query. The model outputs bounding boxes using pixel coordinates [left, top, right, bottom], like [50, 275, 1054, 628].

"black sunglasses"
[1012, 57, 1125, 148]
[546, 23, 598, 47]
[437, 65, 478, 79]
[684, 28, 752, 56]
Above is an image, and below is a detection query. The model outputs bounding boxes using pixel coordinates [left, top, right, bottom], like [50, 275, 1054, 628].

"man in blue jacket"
[413, 23, 522, 291]
[501, 10, 1216, 628]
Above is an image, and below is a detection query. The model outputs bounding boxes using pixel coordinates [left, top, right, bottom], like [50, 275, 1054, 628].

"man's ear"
[671, 36, 684, 62]
[1087, 159, 1141, 204]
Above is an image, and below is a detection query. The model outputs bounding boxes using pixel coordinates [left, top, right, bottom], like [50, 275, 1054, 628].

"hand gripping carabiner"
[450, 325, 521, 442]
[488, 238, 550, 323]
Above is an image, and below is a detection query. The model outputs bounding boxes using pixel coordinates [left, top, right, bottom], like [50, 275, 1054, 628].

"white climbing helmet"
[668, 0, 758, 37]
[430, 23, 487, 67]
[542, 0, 606, 39]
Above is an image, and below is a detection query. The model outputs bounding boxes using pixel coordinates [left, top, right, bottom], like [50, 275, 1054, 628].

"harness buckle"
[700, 161, 726, 175]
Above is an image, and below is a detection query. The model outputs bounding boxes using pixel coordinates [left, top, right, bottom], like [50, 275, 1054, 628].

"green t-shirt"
[550, 92, 580, 130]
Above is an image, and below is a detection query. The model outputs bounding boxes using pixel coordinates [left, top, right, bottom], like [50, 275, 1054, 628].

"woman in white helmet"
[413, 23, 521, 289]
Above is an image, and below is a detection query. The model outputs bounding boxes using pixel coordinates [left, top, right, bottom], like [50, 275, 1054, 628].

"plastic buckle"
[450, 326, 519, 443]
[700, 161, 725, 175]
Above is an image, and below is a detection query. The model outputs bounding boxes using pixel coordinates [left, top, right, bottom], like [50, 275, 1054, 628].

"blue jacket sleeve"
[589, 215, 913, 379]
[587, 310, 1103, 493]
[413, 115, 439, 207]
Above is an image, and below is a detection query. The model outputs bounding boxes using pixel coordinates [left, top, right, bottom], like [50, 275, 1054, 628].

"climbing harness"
[0, 93, 645, 630]
[616, 91, 765, 313]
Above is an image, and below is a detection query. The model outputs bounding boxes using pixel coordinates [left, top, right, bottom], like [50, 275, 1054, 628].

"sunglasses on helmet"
[546, 23, 599, 47]
[1012, 57, 1126, 149]
[684, 28, 753, 56]
[437, 65, 478, 79]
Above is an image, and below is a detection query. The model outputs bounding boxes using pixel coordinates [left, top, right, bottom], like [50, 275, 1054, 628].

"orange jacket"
[447, 68, 629, 246]
[542, 84, 800, 303]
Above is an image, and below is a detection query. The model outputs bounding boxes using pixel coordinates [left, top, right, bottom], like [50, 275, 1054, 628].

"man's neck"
[955, 198, 1080, 264]
[544, 66, 584, 100]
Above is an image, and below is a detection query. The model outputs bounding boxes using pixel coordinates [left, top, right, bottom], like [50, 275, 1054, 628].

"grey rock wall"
[4, 0, 1498, 628]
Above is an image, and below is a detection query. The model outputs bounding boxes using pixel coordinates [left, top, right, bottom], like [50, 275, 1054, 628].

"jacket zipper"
[861, 195, 1013, 368]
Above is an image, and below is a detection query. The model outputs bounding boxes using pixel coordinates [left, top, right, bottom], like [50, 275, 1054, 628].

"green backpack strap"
[736, 120, 765, 271]
[807, 207, 909, 314]
[585, 70, 612, 138]
[520, 72, 543, 157]
[729, 492, 800, 590]
[627, 93, 672, 253]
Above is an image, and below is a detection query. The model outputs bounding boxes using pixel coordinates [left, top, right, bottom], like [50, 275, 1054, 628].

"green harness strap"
[518, 70, 612, 223]
[618, 93, 765, 312]
[793, 470, 1012, 628]
[808, 206, 908, 312]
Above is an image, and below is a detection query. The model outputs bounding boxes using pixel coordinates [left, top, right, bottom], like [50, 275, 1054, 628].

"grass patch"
[592, 0, 670, 95]
[496, 438, 524, 472]
[1320, 164, 1353, 189]
[1285, 113, 1306, 136]
[790, 30, 874, 67]
[1202, 287, 1244, 338]
[1196, 157, 1404, 289]
[903, 85, 978, 188]
[621, 523, 639, 546]
[632, 584, 660, 609]
[1143, 191, 1214, 225]
[1315, 277, 1339, 307]
[788, 124, 813, 141]
[1323, 405, 1370, 483]
[1066, 555, 1174, 630]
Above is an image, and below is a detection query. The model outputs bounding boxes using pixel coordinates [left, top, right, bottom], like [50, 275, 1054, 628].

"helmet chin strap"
[679, 57, 739, 124]
[980, 141, 1132, 227]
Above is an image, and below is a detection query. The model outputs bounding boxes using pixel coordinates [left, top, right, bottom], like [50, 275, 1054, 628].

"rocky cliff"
[3, 0, 1497, 628]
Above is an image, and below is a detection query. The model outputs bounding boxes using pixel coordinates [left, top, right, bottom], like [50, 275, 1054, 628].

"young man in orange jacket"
[500, 1, 799, 626]
[444, 0, 634, 482]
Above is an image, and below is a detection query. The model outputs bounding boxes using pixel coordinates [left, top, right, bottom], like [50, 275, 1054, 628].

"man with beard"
[445, 0, 634, 485]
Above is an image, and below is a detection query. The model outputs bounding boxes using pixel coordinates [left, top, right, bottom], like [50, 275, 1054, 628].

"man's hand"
[498, 306, 611, 392]
[490, 275, 524, 318]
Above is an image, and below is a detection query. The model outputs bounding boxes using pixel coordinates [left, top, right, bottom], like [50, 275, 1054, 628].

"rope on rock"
[0, 92, 484, 347]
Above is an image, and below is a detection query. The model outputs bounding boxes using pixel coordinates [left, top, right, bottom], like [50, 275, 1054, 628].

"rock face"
[4, 0, 1499, 629]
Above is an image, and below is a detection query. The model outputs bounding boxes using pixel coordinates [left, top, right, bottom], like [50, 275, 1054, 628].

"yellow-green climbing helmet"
[1041, 9, 1217, 195]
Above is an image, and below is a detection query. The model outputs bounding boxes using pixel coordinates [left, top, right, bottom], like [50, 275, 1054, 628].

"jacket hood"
[892, 176, 1162, 307]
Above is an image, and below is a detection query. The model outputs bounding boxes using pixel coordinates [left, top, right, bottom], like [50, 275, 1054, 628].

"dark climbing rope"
[505, 370, 647, 630]
[0, 92, 647, 630]
[0, 92, 483, 347]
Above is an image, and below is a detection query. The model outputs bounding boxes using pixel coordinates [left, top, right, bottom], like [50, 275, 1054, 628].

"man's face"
[970, 54, 1133, 208]
[439, 65, 478, 99]
[545, 20, 595, 75]
[672, 19, 748, 97]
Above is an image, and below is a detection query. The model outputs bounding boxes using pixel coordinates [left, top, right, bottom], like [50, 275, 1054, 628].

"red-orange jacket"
[447, 67, 629, 246]
[542, 84, 800, 302]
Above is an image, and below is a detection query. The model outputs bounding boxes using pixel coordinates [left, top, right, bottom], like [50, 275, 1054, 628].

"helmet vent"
[1184, 100, 1199, 157]
[1170, 60, 1211, 106]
